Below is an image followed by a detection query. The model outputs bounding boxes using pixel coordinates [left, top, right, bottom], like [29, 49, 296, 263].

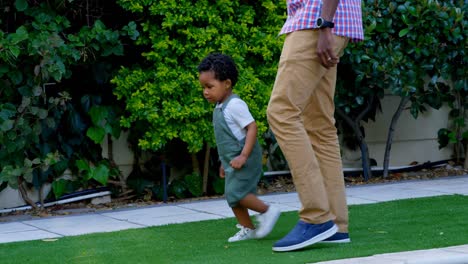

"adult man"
[267, 0, 364, 252]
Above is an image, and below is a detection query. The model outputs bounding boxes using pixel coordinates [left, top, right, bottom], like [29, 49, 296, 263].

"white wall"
[342, 95, 453, 168]
[101, 131, 134, 179]
[0, 184, 51, 209]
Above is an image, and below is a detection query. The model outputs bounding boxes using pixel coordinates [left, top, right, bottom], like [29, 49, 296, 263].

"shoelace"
[232, 226, 251, 239]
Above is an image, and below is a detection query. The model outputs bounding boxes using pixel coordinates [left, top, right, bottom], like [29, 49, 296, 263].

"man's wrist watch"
[316, 17, 334, 29]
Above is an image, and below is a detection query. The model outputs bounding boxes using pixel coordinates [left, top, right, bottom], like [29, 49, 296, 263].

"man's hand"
[230, 154, 247, 170]
[317, 28, 339, 68]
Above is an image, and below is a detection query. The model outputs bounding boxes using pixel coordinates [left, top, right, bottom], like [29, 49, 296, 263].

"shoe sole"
[228, 236, 255, 243]
[272, 224, 338, 252]
[319, 238, 351, 244]
[255, 208, 281, 239]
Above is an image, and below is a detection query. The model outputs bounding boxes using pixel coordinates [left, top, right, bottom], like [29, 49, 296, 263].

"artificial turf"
[1, 195, 467, 264]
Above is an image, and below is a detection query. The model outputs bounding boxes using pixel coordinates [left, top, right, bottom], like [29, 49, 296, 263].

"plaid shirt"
[280, 0, 364, 41]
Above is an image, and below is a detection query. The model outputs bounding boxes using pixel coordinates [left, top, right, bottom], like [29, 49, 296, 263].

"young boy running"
[198, 53, 280, 242]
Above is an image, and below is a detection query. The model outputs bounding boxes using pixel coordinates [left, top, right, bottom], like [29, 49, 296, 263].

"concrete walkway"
[1, 175, 468, 263]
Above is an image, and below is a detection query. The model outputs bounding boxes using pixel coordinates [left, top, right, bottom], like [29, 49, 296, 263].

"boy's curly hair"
[197, 53, 238, 87]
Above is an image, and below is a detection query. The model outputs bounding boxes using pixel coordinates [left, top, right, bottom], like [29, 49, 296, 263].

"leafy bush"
[112, 0, 286, 199]
[0, 1, 138, 204]
[113, 0, 286, 154]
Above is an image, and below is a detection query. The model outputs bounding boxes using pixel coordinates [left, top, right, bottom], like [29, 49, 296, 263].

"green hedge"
[112, 0, 286, 154]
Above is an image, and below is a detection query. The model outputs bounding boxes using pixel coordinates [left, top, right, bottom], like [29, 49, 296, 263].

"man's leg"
[302, 35, 349, 233]
[267, 30, 331, 224]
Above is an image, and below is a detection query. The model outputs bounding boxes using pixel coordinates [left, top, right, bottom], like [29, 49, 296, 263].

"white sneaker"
[228, 225, 255, 242]
[255, 205, 281, 238]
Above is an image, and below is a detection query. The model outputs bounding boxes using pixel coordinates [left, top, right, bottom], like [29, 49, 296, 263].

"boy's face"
[199, 70, 232, 104]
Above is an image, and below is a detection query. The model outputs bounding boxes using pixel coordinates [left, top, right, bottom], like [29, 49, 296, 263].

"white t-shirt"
[216, 98, 255, 141]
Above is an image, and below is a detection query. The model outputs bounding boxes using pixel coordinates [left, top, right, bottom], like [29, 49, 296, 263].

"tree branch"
[18, 179, 39, 210]
[357, 95, 375, 123]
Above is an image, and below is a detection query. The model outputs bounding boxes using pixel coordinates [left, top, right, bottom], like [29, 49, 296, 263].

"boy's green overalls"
[213, 94, 263, 207]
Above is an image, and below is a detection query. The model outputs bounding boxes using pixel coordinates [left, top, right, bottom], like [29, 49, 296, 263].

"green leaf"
[91, 164, 109, 185]
[448, 131, 458, 143]
[7, 130, 17, 140]
[104, 123, 113, 134]
[410, 105, 419, 119]
[9, 46, 21, 58]
[23, 169, 33, 183]
[32, 86, 43, 96]
[0, 65, 9, 76]
[76, 159, 89, 172]
[8, 179, 19, 189]
[399, 28, 410, 37]
[169, 180, 187, 199]
[24, 158, 33, 168]
[1, 120, 14, 132]
[86, 126, 106, 144]
[184, 173, 203, 197]
[437, 128, 450, 149]
[9, 26, 29, 44]
[38, 109, 48, 119]
[45, 117, 56, 129]
[30, 106, 39, 115]
[0, 108, 16, 120]
[462, 131, 468, 140]
[15, 0, 28, 12]
[110, 124, 122, 139]
[89, 106, 108, 125]
[52, 179, 72, 199]
[123, 21, 140, 40]
[67, 109, 87, 133]
[361, 55, 371, 61]
[211, 176, 225, 195]
[9, 70, 23, 85]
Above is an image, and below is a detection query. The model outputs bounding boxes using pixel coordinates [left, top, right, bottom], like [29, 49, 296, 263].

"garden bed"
[1, 163, 467, 223]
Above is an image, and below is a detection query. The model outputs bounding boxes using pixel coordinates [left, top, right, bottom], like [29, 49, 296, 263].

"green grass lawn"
[1, 195, 467, 264]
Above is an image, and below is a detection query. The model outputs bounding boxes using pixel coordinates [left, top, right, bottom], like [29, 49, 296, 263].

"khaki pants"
[267, 30, 349, 232]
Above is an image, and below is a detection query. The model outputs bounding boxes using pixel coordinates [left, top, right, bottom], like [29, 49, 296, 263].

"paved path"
[1, 175, 468, 263]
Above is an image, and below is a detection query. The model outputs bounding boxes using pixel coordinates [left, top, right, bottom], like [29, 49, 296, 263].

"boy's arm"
[219, 163, 225, 178]
[230, 121, 257, 169]
[240, 121, 257, 159]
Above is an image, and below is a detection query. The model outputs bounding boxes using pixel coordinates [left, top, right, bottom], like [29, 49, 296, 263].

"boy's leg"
[228, 205, 256, 242]
[239, 194, 281, 239]
[232, 206, 255, 229]
[239, 193, 268, 213]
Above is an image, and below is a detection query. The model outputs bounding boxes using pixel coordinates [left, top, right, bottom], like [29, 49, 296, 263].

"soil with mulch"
[1, 163, 467, 222]
[257, 164, 468, 194]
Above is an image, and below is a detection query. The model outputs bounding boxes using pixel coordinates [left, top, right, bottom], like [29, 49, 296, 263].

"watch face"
[316, 17, 334, 28]
[317, 18, 323, 27]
